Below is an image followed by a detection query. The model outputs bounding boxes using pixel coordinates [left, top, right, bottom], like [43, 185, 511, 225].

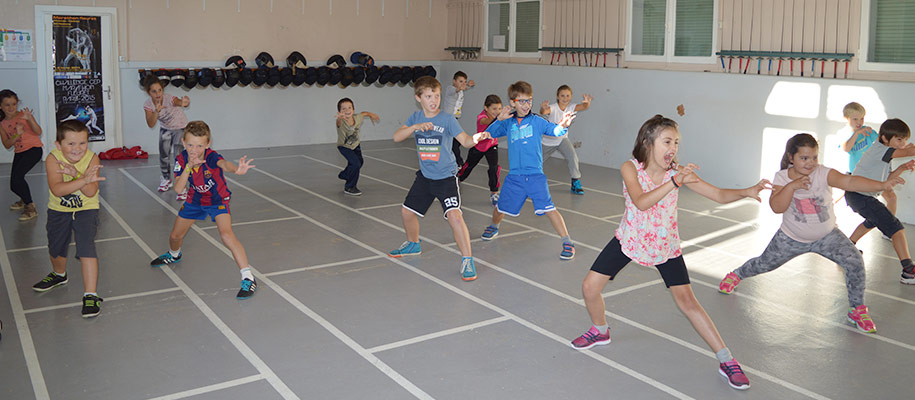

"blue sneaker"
[481, 226, 499, 241]
[461, 258, 477, 281]
[389, 241, 421, 258]
[150, 251, 181, 267]
[560, 242, 575, 260]
[571, 179, 584, 195]
[236, 278, 257, 299]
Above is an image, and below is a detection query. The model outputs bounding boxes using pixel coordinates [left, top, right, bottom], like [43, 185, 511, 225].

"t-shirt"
[486, 112, 567, 175]
[542, 102, 576, 147]
[174, 149, 231, 206]
[336, 114, 365, 150]
[851, 141, 894, 197]
[615, 159, 681, 266]
[47, 149, 99, 212]
[404, 110, 464, 180]
[774, 165, 836, 243]
[474, 110, 498, 152]
[143, 93, 188, 130]
[442, 85, 464, 119]
[846, 126, 877, 172]
[1, 115, 43, 153]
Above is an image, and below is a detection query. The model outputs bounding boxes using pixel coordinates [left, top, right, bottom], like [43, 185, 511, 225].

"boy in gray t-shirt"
[846, 118, 915, 284]
[442, 71, 474, 167]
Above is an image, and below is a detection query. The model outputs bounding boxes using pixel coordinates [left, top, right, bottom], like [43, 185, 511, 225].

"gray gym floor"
[0, 140, 912, 399]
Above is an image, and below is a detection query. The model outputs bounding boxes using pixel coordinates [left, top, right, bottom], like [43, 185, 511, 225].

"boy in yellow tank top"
[31, 120, 106, 318]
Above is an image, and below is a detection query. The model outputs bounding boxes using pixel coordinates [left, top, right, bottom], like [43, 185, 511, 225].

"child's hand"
[789, 175, 811, 191]
[57, 161, 80, 177]
[20, 107, 35, 121]
[413, 122, 434, 132]
[497, 106, 513, 120]
[235, 155, 255, 175]
[675, 163, 701, 185]
[335, 111, 346, 120]
[883, 176, 905, 190]
[154, 99, 164, 113]
[83, 165, 106, 184]
[540, 100, 549, 110]
[181, 96, 190, 107]
[558, 111, 577, 128]
[467, 80, 475, 88]
[892, 159, 915, 176]
[369, 114, 381, 124]
[581, 94, 593, 104]
[473, 131, 491, 144]
[745, 179, 774, 201]
[12, 123, 24, 140]
[187, 156, 205, 169]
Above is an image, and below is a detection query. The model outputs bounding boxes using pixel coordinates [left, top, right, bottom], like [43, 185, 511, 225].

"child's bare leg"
[546, 210, 569, 237]
[670, 284, 726, 352]
[80, 257, 99, 293]
[848, 223, 873, 244]
[50, 255, 67, 275]
[401, 207, 420, 242]
[214, 214, 248, 270]
[891, 230, 911, 261]
[582, 271, 611, 326]
[491, 207, 504, 225]
[169, 217, 196, 251]
[446, 209, 472, 257]
[884, 189, 897, 215]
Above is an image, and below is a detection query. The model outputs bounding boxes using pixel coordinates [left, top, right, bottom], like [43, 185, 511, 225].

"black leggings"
[10, 147, 42, 204]
[458, 146, 501, 192]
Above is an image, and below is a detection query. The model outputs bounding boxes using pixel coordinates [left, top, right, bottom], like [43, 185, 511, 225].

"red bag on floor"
[99, 146, 148, 160]
[126, 146, 148, 159]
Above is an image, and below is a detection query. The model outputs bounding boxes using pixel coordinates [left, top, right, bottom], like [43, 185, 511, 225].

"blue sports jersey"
[486, 112, 567, 175]
[174, 149, 231, 206]
[405, 110, 465, 180]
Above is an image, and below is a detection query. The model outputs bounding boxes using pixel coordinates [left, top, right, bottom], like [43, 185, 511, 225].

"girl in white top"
[539, 85, 591, 194]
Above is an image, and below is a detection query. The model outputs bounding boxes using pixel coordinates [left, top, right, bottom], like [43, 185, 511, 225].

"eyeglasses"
[514, 99, 533, 105]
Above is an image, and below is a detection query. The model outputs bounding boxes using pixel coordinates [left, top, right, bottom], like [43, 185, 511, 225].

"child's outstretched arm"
[826, 163, 912, 193]
[217, 156, 256, 175]
[573, 94, 593, 112]
[683, 170, 772, 204]
[890, 143, 915, 159]
[20, 108, 42, 135]
[45, 155, 105, 198]
[539, 101, 551, 116]
[173, 96, 190, 108]
[455, 131, 491, 148]
[842, 127, 873, 152]
[394, 122, 432, 142]
[361, 111, 381, 124]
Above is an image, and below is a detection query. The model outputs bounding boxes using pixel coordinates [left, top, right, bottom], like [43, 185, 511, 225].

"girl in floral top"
[570, 115, 770, 391]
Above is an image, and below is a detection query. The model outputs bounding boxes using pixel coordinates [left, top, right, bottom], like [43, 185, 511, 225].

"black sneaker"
[32, 272, 68, 292]
[236, 278, 257, 299]
[81, 294, 103, 318]
[150, 251, 181, 267]
[344, 186, 363, 196]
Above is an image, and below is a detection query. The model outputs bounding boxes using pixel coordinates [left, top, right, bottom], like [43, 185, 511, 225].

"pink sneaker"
[570, 326, 610, 350]
[719, 272, 741, 294]
[719, 359, 750, 390]
[847, 305, 876, 333]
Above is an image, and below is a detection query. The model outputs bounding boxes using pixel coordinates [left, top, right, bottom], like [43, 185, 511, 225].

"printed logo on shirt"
[203, 169, 212, 179]
[510, 124, 534, 143]
[59, 193, 83, 209]
[193, 178, 216, 194]
[791, 196, 830, 224]
[416, 134, 442, 162]
[173, 160, 181, 173]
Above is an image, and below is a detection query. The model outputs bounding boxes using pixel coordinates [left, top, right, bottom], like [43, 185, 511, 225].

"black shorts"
[46, 209, 99, 259]
[590, 237, 690, 287]
[845, 191, 904, 237]
[403, 170, 461, 220]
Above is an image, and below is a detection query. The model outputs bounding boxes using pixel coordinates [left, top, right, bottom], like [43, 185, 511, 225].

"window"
[485, 0, 541, 57]
[628, 0, 717, 63]
[859, 0, 915, 72]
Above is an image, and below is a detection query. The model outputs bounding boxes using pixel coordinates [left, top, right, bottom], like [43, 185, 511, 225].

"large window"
[628, 0, 716, 63]
[485, 0, 541, 57]
[859, 0, 915, 72]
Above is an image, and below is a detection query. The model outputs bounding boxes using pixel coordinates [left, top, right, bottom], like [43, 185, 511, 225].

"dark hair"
[142, 75, 163, 93]
[508, 81, 533, 100]
[0, 89, 19, 122]
[556, 85, 572, 96]
[879, 118, 911, 143]
[779, 133, 819, 170]
[184, 120, 211, 141]
[57, 120, 89, 142]
[632, 115, 679, 167]
[337, 97, 354, 111]
[453, 71, 467, 80]
[484, 94, 502, 108]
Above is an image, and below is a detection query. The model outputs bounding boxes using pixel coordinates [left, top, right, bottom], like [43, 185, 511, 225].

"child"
[149, 121, 259, 299]
[142, 75, 190, 200]
[480, 81, 577, 260]
[335, 97, 380, 196]
[31, 120, 106, 317]
[458, 94, 502, 206]
[720, 133, 908, 331]
[0, 89, 44, 221]
[572, 115, 769, 391]
[845, 119, 915, 284]
[389, 76, 489, 282]
[539, 85, 592, 194]
[441, 71, 475, 167]
[841, 102, 898, 233]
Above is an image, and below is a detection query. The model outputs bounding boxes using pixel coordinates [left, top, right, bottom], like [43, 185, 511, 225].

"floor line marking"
[200, 216, 301, 230]
[356, 203, 404, 211]
[262, 255, 387, 277]
[6, 235, 132, 253]
[146, 374, 265, 400]
[367, 316, 511, 354]
[24, 287, 181, 314]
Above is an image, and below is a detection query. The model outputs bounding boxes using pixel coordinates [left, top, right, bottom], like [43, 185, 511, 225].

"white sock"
[240, 267, 254, 281]
[169, 249, 180, 258]
[716, 347, 734, 363]
[593, 324, 608, 333]
[53, 271, 66, 277]
[84, 292, 97, 297]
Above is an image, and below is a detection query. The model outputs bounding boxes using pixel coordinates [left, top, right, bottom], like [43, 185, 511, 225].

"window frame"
[625, 0, 719, 64]
[857, 0, 915, 73]
[483, 0, 543, 59]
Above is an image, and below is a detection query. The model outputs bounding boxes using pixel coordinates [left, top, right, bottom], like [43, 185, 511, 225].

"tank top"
[614, 159, 681, 265]
[47, 149, 99, 212]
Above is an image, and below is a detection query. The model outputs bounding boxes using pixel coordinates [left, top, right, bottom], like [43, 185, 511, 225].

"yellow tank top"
[47, 149, 100, 212]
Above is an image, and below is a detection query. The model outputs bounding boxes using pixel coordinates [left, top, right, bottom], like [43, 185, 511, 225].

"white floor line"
[268, 159, 836, 399]
[146, 374, 265, 400]
[200, 216, 301, 230]
[100, 187, 301, 400]
[367, 316, 511, 354]
[603, 213, 623, 221]
[6, 235, 133, 253]
[0, 172, 46, 178]
[23, 287, 182, 314]
[601, 279, 664, 299]
[363, 146, 416, 152]
[356, 203, 404, 211]
[0, 224, 50, 399]
[449, 229, 536, 246]
[262, 255, 387, 277]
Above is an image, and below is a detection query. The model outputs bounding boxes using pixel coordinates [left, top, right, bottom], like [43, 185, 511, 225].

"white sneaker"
[158, 177, 172, 192]
[176, 190, 187, 202]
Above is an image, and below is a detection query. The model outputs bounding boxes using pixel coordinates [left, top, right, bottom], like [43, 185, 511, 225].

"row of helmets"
[138, 51, 436, 89]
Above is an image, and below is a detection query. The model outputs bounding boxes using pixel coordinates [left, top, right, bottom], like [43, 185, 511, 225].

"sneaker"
[81, 294, 103, 318]
[481, 226, 499, 241]
[150, 251, 182, 267]
[9, 200, 25, 210]
[902, 265, 915, 285]
[389, 241, 421, 258]
[718, 359, 750, 390]
[158, 177, 172, 192]
[461, 258, 477, 281]
[719, 272, 741, 294]
[344, 186, 363, 196]
[570, 326, 611, 350]
[490, 192, 499, 207]
[176, 190, 187, 202]
[571, 178, 584, 195]
[236, 278, 257, 299]
[847, 305, 876, 333]
[560, 242, 575, 260]
[32, 272, 68, 292]
[18, 204, 37, 221]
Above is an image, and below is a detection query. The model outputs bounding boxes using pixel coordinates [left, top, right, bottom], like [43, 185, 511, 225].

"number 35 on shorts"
[443, 196, 459, 208]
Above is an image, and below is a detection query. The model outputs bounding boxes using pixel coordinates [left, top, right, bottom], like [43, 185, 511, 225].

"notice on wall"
[0, 29, 34, 62]
[52, 15, 105, 142]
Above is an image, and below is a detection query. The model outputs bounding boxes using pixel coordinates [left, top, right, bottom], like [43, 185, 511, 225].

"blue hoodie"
[487, 112, 567, 175]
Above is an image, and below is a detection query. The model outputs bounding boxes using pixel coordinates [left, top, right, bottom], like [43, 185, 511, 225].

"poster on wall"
[0, 29, 34, 61]
[52, 15, 104, 142]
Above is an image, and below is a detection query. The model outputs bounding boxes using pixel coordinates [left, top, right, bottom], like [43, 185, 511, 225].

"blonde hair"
[413, 76, 441, 96]
[843, 102, 865, 118]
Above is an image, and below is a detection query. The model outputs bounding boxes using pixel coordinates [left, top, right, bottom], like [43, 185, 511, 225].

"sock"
[901, 258, 913, 272]
[490, 223, 500, 230]
[240, 267, 254, 281]
[561, 235, 572, 245]
[592, 324, 608, 334]
[84, 292, 97, 297]
[715, 347, 734, 364]
[169, 248, 181, 258]
[53, 271, 66, 277]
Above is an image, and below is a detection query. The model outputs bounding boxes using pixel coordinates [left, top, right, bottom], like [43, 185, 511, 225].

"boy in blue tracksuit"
[480, 81, 578, 260]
